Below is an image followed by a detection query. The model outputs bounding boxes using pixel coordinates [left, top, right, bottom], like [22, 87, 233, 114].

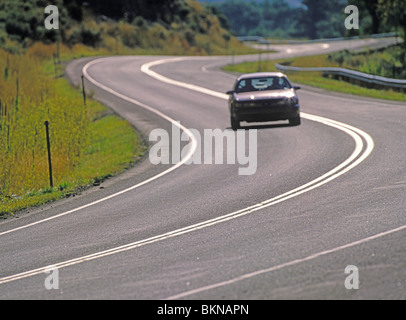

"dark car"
[226, 72, 301, 130]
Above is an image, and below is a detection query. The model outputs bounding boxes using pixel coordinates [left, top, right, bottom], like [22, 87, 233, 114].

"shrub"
[5, 18, 31, 41]
[184, 30, 196, 46]
[132, 16, 147, 28]
[69, 26, 102, 47]
[119, 23, 140, 48]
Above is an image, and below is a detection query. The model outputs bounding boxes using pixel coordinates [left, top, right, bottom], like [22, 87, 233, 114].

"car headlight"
[285, 96, 298, 105]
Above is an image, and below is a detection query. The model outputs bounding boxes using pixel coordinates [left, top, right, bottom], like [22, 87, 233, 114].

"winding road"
[1, 38, 406, 300]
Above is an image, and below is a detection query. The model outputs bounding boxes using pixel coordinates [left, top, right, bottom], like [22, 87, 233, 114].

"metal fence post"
[81, 75, 87, 106]
[44, 121, 53, 189]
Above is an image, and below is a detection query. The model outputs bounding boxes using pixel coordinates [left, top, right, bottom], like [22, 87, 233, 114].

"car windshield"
[235, 76, 292, 93]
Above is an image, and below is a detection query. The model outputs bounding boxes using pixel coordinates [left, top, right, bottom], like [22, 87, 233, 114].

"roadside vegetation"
[0, 0, 256, 57]
[327, 45, 406, 79]
[223, 45, 406, 102]
[0, 44, 146, 217]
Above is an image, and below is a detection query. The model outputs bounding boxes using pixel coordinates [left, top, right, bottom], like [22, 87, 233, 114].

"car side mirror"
[226, 90, 234, 95]
[294, 86, 301, 90]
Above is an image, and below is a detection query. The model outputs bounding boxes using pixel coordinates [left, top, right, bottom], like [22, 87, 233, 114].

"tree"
[295, 0, 347, 39]
[298, 0, 329, 39]
[378, 0, 406, 48]
[365, 0, 381, 34]
[213, 0, 298, 39]
[1, 0, 68, 43]
[349, 0, 383, 35]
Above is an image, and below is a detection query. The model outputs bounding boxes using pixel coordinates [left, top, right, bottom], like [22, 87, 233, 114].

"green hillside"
[0, 0, 254, 56]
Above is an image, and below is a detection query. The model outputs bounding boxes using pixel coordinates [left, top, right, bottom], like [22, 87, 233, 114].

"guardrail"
[237, 32, 399, 45]
[275, 63, 406, 92]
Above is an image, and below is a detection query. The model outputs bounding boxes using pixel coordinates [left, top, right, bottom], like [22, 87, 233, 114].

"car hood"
[235, 90, 296, 102]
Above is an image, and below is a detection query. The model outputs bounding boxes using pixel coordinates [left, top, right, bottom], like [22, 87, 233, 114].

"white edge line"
[0, 56, 379, 288]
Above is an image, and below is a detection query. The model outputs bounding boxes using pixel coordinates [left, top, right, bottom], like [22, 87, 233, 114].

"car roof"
[236, 72, 287, 81]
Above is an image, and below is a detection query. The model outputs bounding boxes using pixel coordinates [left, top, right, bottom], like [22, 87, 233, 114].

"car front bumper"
[231, 104, 300, 122]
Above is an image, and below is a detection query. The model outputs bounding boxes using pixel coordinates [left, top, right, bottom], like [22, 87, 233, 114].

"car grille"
[240, 99, 285, 108]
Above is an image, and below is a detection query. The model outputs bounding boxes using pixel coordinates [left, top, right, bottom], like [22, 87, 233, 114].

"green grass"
[223, 54, 406, 102]
[77, 114, 146, 178]
[0, 70, 146, 218]
[327, 46, 406, 79]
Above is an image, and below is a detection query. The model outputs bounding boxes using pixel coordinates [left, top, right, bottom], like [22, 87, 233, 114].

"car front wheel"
[289, 115, 301, 126]
[231, 116, 239, 131]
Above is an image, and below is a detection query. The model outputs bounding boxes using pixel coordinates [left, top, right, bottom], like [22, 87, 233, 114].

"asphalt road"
[1, 38, 405, 300]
